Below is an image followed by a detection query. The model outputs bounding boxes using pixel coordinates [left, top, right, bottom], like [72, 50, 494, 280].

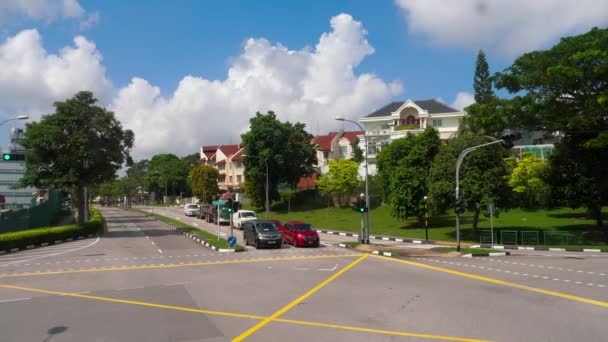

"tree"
[189, 165, 219, 203]
[145, 154, 186, 199]
[428, 134, 510, 230]
[504, 152, 551, 207]
[317, 159, 360, 207]
[351, 137, 364, 164]
[241, 111, 317, 208]
[377, 128, 440, 224]
[473, 50, 493, 104]
[494, 27, 608, 227]
[127, 159, 149, 204]
[20, 91, 134, 224]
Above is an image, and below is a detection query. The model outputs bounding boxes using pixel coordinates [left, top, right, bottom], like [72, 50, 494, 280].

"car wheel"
[243, 236, 248, 246]
[277, 242, 282, 249]
[292, 239, 297, 248]
[255, 239, 261, 249]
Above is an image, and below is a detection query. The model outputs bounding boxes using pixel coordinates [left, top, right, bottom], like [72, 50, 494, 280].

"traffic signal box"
[2, 154, 25, 161]
[352, 197, 368, 213]
[455, 198, 465, 215]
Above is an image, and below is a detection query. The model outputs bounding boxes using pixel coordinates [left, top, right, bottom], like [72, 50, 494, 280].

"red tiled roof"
[202, 151, 215, 159]
[311, 132, 337, 151]
[297, 172, 317, 189]
[218, 144, 241, 158]
[215, 160, 226, 166]
[231, 148, 244, 161]
[341, 131, 365, 144]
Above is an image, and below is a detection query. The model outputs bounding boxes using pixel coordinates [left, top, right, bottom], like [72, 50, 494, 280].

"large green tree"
[144, 153, 188, 199]
[126, 159, 149, 204]
[20, 91, 134, 224]
[504, 152, 551, 208]
[241, 111, 317, 208]
[317, 159, 360, 207]
[494, 27, 608, 227]
[377, 128, 440, 224]
[428, 134, 510, 230]
[189, 165, 219, 203]
[473, 50, 493, 104]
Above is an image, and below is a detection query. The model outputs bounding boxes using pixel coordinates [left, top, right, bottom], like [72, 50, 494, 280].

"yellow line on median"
[232, 254, 369, 342]
[0, 254, 360, 279]
[371, 254, 608, 308]
[275, 318, 492, 342]
[0, 281, 490, 342]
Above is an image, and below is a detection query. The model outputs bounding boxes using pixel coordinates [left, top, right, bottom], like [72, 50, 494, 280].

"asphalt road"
[0, 207, 605, 341]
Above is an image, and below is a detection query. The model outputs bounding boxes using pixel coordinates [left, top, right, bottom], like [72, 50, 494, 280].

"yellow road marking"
[372, 255, 608, 308]
[0, 283, 265, 320]
[275, 318, 491, 342]
[232, 254, 369, 342]
[0, 254, 360, 279]
[0, 282, 489, 342]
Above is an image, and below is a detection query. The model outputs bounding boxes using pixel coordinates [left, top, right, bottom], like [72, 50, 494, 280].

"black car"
[243, 220, 283, 249]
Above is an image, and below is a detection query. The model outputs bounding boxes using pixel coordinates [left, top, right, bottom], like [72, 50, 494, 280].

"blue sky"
[1, 0, 606, 158]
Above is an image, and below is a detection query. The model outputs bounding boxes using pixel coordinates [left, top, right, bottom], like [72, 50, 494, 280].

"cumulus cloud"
[451, 92, 475, 111]
[79, 11, 100, 31]
[111, 13, 402, 157]
[395, 0, 608, 55]
[0, 0, 84, 22]
[0, 29, 113, 120]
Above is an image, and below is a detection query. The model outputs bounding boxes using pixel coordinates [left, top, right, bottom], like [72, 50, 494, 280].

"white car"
[184, 204, 200, 217]
[233, 210, 258, 229]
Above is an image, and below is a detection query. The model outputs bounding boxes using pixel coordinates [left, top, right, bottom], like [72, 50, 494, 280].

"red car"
[283, 221, 320, 247]
[268, 219, 285, 233]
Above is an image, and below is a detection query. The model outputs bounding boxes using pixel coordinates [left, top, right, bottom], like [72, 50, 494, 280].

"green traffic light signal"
[2, 154, 9, 161]
[359, 207, 364, 213]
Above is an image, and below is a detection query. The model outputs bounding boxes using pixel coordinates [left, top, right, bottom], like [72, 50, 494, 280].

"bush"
[0, 208, 104, 251]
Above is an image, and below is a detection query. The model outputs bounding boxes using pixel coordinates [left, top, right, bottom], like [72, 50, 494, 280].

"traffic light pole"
[455, 140, 503, 252]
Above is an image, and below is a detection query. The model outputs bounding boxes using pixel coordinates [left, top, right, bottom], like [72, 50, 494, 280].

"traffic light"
[2, 154, 24, 161]
[226, 198, 233, 213]
[352, 195, 368, 213]
[455, 198, 465, 215]
[500, 132, 522, 149]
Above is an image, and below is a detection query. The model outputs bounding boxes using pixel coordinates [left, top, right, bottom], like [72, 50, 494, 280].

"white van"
[233, 210, 258, 229]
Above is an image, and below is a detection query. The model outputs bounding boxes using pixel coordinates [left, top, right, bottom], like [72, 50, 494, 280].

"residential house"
[357, 99, 467, 175]
[311, 130, 364, 175]
[199, 144, 245, 190]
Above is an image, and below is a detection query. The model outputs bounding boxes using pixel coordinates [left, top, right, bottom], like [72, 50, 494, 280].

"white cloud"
[0, 29, 113, 120]
[79, 11, 100, 31]
[451, 92, 475, 111]
[111, 13, 402, 157]
[395, 0, 608, 55]
[0, 0, 84, 22]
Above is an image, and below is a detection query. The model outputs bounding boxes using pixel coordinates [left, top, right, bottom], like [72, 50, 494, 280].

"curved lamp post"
[0, 115, 29, 127]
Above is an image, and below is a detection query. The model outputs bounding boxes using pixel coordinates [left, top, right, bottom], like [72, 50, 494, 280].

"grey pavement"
[0, 207, 606, 341]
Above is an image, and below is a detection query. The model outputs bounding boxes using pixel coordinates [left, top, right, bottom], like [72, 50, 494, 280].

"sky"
[1, 0, 606, 160]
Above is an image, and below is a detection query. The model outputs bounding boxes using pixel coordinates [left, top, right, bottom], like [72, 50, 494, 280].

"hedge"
[0, 208, 104, 251]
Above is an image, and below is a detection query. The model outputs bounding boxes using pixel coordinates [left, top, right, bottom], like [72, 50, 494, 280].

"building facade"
[357, 99, 467, 175]
[311, 130, 363, 175]
[199, 144, 244, 190]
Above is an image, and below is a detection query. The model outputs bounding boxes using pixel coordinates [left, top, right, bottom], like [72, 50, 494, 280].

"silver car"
[184, 204, 200, 216]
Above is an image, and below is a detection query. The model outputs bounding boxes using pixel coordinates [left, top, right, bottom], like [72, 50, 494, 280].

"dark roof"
[311, 132, 338, 151]
[365, 99, 459, 118]
[231, 148, 244, 161]
[218, 144, 241, 157]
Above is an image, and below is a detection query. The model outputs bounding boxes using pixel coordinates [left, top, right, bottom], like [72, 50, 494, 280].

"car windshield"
[241, 212, 256, 218]
[295, 224, 315, 232]
[271, 221, 282, 227]
[187, 204, 198, 209]
[256, 223, 277, 232]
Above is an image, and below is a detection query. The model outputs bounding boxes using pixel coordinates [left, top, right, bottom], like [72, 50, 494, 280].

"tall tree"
[145, 154, 186, 198]
[473, 50, 493, 104]
[317, 159, 360, 207]
[504, 152, 551, 208]
[351, 137, 364, 164]
[377, 128, 440, 224]
[494, 27, 608, 227]
[20, 91, 134, 224]
[189, 165, 219, 203]
[241, 111, 317, 208]
[428, 134, 510, 230]
[127, 159, 149, 204]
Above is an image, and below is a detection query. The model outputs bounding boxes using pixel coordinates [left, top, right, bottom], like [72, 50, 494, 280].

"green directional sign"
[212, 200, 226, 206]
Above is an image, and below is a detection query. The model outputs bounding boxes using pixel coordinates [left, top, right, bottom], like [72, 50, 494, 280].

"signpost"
[227, 236, 237, 247]
[212, 200, 225, 240]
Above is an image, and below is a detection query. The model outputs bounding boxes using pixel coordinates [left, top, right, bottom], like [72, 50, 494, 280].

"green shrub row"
[131, 209, 243, 251]
[0, 208, 104, 251]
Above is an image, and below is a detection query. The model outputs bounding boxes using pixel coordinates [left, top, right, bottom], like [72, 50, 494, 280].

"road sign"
[227, 236, 237, 247]
[212, 200, 226, 206]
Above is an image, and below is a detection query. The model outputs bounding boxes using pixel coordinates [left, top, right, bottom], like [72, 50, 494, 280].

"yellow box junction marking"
[372, 254, 608, 308]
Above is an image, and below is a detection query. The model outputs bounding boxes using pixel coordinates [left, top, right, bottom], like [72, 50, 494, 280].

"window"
[237, 175, 242, 184]
[229, 176, 232, 183]
[339, 145, 348, 158]
[432, 119, 443, 127]
[236, 161, 242, 169]
[323, 151, 329, 160]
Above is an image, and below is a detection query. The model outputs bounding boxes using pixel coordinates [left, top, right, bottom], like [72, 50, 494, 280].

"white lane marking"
[158, 249, 163, 254]
[319, 263, 338, 271]
[0, 297, 31, 303]
[151, 241, 156, 246]
[0, 237, 100, 267]
[0, 242, 94, 261]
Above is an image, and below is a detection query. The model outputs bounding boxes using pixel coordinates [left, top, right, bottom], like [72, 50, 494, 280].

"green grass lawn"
[244, 199, 608, 246]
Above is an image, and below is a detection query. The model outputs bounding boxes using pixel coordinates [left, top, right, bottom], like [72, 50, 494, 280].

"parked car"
[243, 220, 283, 249]
[283, 221, 320, 247]
[184, 203, 201, 217]
[268, 219, 285, 233]
[233, 210, 258, 229]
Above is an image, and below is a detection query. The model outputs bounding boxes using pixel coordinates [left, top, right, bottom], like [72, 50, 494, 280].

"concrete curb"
[462, 252, 510, 258]
[470, 244, 607, 253]
[0, 234, 96, 255]
[318, 229, 432, 245]
[147, 215, 242, 253]
[371, 250, 393, 257]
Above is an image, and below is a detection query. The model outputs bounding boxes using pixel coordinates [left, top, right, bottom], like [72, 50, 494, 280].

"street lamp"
[335, 116, 370, 244]
[242, 154, 269, 219]
[0, 115, 29, 127]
